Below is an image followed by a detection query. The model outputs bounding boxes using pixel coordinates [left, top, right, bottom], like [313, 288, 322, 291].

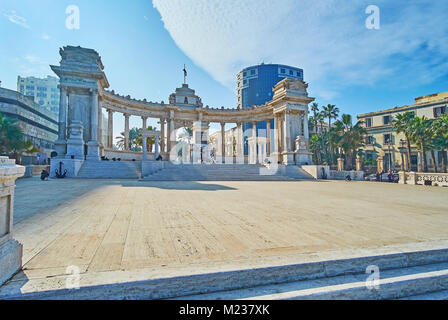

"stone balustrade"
[399, 171, 448, 187]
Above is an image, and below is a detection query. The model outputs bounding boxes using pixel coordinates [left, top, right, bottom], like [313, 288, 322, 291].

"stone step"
[175, 262, 448, 300]
[400, 289, 448, 300]
[2, 248, 447, 300]
[77, 161, 142, 179]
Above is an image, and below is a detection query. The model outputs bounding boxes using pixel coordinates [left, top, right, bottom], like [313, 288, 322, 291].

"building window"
[280, 68, 286, 74]
[366, 136, 374, 145]
[243, 72, 247, 77]
[250, 70, 255, 75]
[384, 134, 392, 144]
[433, 106, 446, 118]
[289, 70, 294, 75]
[365, 118, 372, 128]
[383, 115, 391, 125]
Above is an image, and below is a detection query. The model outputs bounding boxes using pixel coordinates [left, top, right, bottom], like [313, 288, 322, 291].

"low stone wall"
[301, 165, 330, 179]
[399, 171, 448, 187]
[330, 170, 364, 181]
[104, 149, 144, 161]
[23, 165, 51, 178]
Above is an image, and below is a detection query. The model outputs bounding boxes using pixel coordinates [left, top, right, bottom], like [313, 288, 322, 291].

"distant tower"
[236, 64, 304, 154]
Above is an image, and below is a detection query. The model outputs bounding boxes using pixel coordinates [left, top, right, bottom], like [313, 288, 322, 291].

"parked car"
[365, 173, 399, 183]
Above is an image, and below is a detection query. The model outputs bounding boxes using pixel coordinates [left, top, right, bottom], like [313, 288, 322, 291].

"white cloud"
[153, 0, 448, 100]
[24, 55, 40, 63]
[3, 10, 30, 29]
[41, 33, 50, 40]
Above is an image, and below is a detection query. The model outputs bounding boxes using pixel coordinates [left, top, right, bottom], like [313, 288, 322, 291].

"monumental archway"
[50, 46, 314, 178]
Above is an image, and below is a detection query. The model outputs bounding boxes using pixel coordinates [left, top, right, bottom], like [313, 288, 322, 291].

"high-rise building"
[236, 64, 304, 154]
[17, 76, 60, 115]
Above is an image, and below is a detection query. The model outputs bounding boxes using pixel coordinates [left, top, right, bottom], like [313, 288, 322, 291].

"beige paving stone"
[9, 177, 448, 290]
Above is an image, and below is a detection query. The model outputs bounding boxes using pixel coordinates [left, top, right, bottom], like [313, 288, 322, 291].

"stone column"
[221, 122, 226, 163]
[237, 122, 244, 164]
[303, 110, 310, 139]
[169, 118, 176, 161]
[142, 134, 147, 161]
[273, 115, 281, 163]
[87, 89, 100, 160]
[160, 118, 165, 154]
[298, 112, 303, 137]
[107, 109, 114, 148]
[124, 114, 130, 151]
[142, 116, 148, 131]
[252, 122, 258, 163]
[98, 101, 103, 149]
[267, 120, 271, 157]
[155, 134, 160, 159]
[282, 112, 290, 153]
[55, 86, 68, 157]
[0, 156, 25, 286]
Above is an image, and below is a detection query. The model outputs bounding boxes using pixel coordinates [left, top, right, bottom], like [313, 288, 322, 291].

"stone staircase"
[76, 161, 142, 179]
[141, 163, 314, 181]
[169, 248, 448, 300]
[2, 247, 447, 300]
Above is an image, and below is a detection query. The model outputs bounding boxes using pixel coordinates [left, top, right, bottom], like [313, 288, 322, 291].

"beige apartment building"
[357, 91, 448, 172]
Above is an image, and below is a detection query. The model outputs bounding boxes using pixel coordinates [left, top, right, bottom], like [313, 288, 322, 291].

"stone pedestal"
[66, 121, 85, 160]
[282, 152, 296, 165]
[86, 141, 100, 161]
[50, 158, 84, 178]
[377, 156, 384, 174]
[356, 156, 363, 171]
[294, 136, 313, 165]
[337, 158, 345, 171]
[0, 156, 25, 286]
[54, 139, 67, 158]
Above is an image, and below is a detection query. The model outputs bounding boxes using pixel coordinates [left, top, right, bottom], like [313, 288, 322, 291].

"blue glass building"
[236, 64, 304, 154]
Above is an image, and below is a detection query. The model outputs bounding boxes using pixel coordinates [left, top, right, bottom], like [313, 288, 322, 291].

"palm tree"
[309, 134, 322, 165]
[116, 127, 141, 151]
[310, 102, 320, 133]
[409, 116, 432, 172]
[322, 104, 339, 129]
[136, 126, 156, 152]
[392, 112, 414, 171]
[332, 114, 367, 170]
[433, 114, 448, 173]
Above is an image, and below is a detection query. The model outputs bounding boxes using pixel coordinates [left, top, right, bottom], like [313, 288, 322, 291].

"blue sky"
[1, 0, 447, 135]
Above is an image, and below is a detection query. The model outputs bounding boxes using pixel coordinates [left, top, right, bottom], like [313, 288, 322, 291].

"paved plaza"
[4, 178, 448, 295]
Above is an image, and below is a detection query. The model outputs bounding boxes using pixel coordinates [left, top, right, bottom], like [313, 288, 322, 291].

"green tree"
[433, 114, 448, 173]
[136, 126, 156, 152]
[0, 113, 38, 157]
[116, 127, 141, 151]
[322, 104, 339, 129]
[310, 102, 320, 134]
[309, 134, 322, 165]
[332, 114, 367, 170]
[409, 116, 432, 172]
[392, 112, 414, 171]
